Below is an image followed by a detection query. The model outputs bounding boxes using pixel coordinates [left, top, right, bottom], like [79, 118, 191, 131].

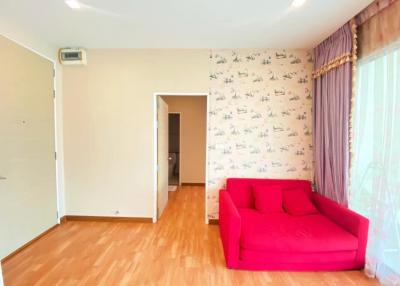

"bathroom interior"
[168, 113, 180, 187]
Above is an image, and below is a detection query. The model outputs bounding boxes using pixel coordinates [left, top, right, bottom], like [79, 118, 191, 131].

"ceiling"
[0, 0, 373, 49]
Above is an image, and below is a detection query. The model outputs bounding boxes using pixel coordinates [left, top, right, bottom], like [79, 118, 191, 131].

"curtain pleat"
[313, 22, 354, 206]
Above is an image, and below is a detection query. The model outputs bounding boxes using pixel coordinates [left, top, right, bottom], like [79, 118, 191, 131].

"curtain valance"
[313, 21, 357, 79]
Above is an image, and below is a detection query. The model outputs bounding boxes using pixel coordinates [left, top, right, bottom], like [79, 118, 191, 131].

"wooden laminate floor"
[2, 186, 378, 286]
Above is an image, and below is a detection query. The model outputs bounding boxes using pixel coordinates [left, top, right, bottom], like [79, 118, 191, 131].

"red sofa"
[219, 178, 369, 271]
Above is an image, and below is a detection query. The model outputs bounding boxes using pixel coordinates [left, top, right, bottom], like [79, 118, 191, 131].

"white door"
[157, 97, 169, 218]
[0, 263, 3, 286]
[0, 36, 57, 259]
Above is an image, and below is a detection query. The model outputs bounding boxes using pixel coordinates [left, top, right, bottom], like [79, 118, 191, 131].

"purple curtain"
[313, 22, 353, 206]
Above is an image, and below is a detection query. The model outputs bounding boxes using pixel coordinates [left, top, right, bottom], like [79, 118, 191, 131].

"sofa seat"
[219, 178, 369, 270]
[239, 208, 359, 253]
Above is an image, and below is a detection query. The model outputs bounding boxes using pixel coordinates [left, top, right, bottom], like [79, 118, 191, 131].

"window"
[350, 42, 400, 284]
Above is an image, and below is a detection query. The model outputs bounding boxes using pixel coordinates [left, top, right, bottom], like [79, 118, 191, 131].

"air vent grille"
[62, 52, 82, 61]
[59, 48, 87, 65]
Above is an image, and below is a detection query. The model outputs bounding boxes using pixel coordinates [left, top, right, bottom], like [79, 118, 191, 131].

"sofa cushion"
[239, 209, 358, 253]
[283, 187, 318, 216]
[252, 184, 283, 213]
[226, 178, 312, 208]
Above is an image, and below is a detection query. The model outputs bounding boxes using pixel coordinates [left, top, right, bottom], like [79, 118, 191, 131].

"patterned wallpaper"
[207, 49, 314, 219]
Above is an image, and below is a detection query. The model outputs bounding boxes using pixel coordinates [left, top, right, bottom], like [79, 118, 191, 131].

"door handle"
[0, 176, 6, 180]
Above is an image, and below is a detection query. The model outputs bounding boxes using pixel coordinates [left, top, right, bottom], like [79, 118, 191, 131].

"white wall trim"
[153, 92, 209, 224]
[53, 65, 65, 223]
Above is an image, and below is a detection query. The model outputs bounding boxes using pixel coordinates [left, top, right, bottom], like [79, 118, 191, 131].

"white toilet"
[168, 153, 177, 179]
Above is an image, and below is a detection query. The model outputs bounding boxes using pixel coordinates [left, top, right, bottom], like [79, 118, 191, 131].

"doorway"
[154, 93, 208, 223]
[168, 113, 180, 188]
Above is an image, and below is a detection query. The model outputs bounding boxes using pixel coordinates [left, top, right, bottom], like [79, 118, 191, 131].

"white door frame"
[0, 262, 3, 286]
[153, 92, 209, 224]
[168, 112, 182, 187]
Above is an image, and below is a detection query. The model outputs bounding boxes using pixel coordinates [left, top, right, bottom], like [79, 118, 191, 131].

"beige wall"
[163, 96, 207, 184]
[62, 49, 209, 218]
[62, 48, 313, 220]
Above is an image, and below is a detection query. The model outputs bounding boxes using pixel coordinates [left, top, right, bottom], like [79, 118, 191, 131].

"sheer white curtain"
[350, 42, 400, 286]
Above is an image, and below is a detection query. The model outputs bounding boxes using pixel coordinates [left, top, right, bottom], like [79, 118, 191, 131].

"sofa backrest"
[226, 178, 312, 208]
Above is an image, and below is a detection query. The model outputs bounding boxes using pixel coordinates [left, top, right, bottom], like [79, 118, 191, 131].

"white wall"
[0, 20, 66, 219]
[62, 49, 209, 218]
[0, 18, 56, 60]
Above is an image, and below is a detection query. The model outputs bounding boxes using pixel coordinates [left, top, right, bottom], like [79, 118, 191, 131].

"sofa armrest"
[219, 189, 241, 268]
[312, 192, 369, 268]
